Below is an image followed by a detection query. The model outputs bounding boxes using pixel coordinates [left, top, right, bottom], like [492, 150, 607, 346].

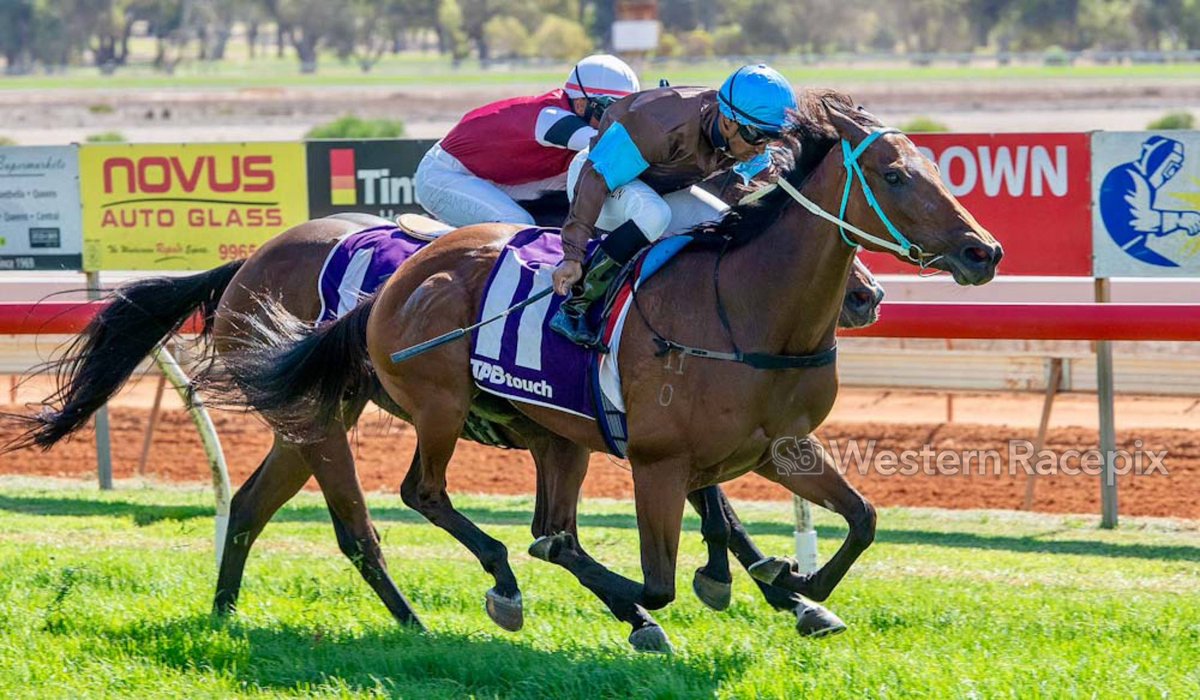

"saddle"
[469, 228, 695, 456]
[395, 213, 453, 241]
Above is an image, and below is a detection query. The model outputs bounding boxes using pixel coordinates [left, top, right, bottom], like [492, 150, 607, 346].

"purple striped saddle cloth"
[317, 225, 429, 323]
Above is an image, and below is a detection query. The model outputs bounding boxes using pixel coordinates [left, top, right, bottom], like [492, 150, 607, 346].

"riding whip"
[389, 287, 555, 364]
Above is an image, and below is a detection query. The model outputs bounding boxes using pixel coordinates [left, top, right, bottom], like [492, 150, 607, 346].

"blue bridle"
[744, 126, 937, 267]
[836, 128, 924, 262]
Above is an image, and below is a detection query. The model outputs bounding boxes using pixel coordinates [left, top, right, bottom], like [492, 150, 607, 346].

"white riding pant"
[414, 142, 569, 227]
[567, 148, 729, 242]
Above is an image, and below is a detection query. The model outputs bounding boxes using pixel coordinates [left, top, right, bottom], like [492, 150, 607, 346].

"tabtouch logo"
[470, 359, 554, 398]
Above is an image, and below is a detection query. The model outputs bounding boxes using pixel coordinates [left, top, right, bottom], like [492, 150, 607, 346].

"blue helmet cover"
[717, 64, 798, 134]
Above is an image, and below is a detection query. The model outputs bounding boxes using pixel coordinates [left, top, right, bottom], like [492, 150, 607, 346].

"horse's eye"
[884, 171, 903, 186]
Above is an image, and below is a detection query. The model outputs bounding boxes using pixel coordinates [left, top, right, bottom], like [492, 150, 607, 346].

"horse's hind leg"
[526, 435, 669, 652]
[749, 437, 876, 604]
[400, 408, 523, 632]
[687, 487, 733, 611]
[214, 437, 311, 616]
[306, 424, 424, 629]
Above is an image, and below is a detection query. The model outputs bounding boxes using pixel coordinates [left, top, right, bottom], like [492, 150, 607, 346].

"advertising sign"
[306, 139, 435, 220]
[1092, 131, 1200, 278]
[0, 146, 82, 271]
[860, 133, 1093, 277]
[79, 142, 308, 270]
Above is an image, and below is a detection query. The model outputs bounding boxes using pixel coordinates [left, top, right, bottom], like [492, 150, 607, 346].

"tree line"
[3, 0, 1200, 75]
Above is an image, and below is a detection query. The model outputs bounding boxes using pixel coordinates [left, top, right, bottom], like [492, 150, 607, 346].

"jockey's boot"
[550, 249, 621, 348]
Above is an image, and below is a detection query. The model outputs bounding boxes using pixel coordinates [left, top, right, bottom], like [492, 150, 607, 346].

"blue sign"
[1093, 132, 1200, 277]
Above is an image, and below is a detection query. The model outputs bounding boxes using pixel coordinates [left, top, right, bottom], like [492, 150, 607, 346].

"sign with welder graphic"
[1092, 131, 1200, 278]
[79, 142, 308, 270]
[0, 146, 82, 271]
[860, 132, 1093, 277]
[306, 139, 436, 220]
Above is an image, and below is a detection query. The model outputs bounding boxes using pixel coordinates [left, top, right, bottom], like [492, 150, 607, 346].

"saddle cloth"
[317, 225, 430, 323]
[470, 227, 692, 456]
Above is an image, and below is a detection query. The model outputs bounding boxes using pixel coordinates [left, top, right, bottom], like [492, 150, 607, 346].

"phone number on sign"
[219, 243, 259, 261]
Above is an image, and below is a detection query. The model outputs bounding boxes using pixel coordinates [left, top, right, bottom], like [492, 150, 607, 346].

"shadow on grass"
[2, 493, 1197, 563]
[98, 614, 728, 698]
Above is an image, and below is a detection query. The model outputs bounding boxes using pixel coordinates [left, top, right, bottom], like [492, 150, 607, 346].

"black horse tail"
[196, 295, 377, 442]
[5, 261, 244, 452]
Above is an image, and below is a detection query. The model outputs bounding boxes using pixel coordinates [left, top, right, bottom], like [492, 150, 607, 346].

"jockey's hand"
[553, 261, 583, 295]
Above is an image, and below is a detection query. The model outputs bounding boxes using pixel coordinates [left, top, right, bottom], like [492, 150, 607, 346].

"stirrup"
[550, 309, 606, 351]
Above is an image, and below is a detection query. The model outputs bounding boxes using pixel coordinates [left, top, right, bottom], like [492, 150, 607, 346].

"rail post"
[1023, 358, 1063, 510]
[793, 496, 819, 574]
[151, 345, 232, 567]
[85, 271, 114, 491]
[1094, 278, 1119, 529]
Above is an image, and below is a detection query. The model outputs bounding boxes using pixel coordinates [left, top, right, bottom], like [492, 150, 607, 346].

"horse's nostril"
[963, 246, 991, 264]
[850, 291, 872, 306]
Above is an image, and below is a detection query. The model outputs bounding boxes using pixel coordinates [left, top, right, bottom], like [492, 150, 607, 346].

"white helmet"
[565, 54, 640, 101]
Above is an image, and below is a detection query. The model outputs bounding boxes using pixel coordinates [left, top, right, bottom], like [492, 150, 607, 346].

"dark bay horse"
[201, 91, 1000, 651]
[6, 189, 883, 634]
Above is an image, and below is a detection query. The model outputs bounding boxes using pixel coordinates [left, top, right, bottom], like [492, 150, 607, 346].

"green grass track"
[0, 479, 1196, 698]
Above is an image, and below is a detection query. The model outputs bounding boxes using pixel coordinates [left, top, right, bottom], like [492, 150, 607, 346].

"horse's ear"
[823, 102, 870, 143]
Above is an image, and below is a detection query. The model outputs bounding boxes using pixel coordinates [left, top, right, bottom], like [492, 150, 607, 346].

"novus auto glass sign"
[79, 142, 309, 270]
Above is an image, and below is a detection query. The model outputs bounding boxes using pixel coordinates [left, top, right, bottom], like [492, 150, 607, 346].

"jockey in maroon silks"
[414, 54, 640, 228]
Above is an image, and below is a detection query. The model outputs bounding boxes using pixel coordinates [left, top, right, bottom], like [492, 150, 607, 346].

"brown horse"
[200, 90, 999, 651]
[6, 194, 882, 633]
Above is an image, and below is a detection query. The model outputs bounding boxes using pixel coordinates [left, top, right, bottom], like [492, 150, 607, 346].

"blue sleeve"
[587, 122, 650, 191]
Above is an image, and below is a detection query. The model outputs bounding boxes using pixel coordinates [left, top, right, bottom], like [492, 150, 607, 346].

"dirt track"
[2, 401, 1195, 519]
[4, 76, 1200, 143]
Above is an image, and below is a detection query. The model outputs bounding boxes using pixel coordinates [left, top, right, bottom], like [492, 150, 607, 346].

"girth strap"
[632, 234, 839, 372]
[653, 338, 838, 370]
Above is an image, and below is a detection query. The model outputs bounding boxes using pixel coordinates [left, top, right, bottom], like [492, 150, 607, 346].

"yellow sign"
[80, 142, 308, 270]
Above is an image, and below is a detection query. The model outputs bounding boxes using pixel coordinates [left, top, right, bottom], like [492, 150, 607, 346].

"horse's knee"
[641, 581, 676, 610]
[849, 500, 876, 548]
[400, 478, 425, 512]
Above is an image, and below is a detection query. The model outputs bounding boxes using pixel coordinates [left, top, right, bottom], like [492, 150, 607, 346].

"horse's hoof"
[692, 568, 732, 611]
[528, 532, 574, 562]
[794, 600, 846, 638]
[748, 556, 795, 586]
[485, 588, 524, 632]
[628, 624, 673, 654]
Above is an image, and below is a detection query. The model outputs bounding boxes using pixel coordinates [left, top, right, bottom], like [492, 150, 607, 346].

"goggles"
[735, 121, 777, 146]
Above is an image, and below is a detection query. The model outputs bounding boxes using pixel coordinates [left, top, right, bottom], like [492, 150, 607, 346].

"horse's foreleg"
[213, 439, 311, 616]
[687, 486, 734, 611]
[695, 485, 798, 611]
[713, 484, 848, 637]
[305, 425, 424, 629]
[632, 461, 688, 611]
[400, 409, 523, 632]
[619, 458, 690, 652]
[750, 438, 876, 603]
[526, 435, 667, 652]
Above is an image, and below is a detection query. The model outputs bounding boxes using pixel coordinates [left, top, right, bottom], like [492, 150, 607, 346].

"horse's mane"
[688, 89, 884, 250]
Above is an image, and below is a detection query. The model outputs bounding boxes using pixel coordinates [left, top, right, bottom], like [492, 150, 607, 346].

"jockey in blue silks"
[550, 64, 798, 347]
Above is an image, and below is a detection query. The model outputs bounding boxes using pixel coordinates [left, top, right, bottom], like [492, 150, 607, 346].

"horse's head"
[793, 93, 1003, 285]
[839, 255, 885, 329]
